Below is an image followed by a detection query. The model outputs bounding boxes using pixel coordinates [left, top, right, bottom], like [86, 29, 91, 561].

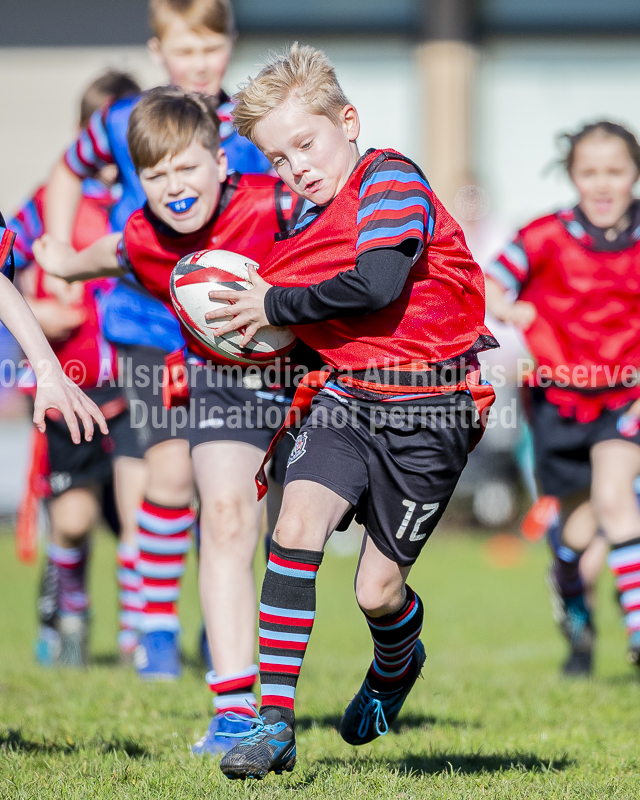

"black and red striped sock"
[258, 541, 323, 728]
[363, 585, 424, 693]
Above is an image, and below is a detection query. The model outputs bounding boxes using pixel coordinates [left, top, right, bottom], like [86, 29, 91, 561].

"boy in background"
[11, 71, 143, 665]
[36, 87, 299, 751]
[44, 0, 272, 679]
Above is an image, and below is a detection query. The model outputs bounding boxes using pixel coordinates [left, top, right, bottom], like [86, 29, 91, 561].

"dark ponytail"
[558, 120, 640, 174]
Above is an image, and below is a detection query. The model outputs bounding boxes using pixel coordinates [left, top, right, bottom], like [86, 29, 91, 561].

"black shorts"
[46, 385, 126, 497]
[284, 391, 474, 567]
[531, 388, 640, 497]
[118, 344, 178, 453]
[187, 364, 292, 453]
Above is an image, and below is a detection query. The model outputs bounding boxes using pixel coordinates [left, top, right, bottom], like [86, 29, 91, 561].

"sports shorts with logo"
[530, 387, 640, 497]
[284, 390, 475, 567]
[188, 363, 292, 455]
[45, 385, 127, 508]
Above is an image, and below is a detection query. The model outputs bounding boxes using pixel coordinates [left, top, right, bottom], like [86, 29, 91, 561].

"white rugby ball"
[170, 249, 297, 365]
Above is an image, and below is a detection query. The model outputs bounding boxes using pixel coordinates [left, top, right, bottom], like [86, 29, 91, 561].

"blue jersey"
[64, 91, 271, 351]
[0, 213, 16, 283]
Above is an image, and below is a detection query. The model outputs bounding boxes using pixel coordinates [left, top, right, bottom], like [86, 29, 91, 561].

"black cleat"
[548, 569, 594, 677]
[340, 639, 426, 746]
[219, 708, 296, 780]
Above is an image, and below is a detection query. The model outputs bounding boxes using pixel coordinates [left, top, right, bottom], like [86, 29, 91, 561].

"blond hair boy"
[206, 44, 497, 779]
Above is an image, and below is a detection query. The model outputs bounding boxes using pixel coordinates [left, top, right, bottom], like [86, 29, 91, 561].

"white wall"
[476, 37, 640, 231]
[0, 36, 419, 218]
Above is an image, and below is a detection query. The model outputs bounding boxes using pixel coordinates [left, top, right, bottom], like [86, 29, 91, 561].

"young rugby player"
[195, 44, 497, 779]
[44, 0, 274, 678]
[11, 71, 143, 666]
[0, 219, 107, 470]
[486, 121, 640, 677]
[35, 88, 300, 750]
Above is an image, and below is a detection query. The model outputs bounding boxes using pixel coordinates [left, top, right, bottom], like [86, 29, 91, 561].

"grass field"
[1, 526, 639, 799]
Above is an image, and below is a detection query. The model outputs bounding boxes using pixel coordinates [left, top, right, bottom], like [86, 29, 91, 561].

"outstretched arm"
[33, 232, 123, 283]
[485, 276, 537, 330]
[0, 272, 107, 442]
[44, 159, 84, 244]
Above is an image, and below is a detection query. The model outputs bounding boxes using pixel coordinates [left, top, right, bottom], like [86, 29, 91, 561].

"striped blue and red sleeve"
[64, 106, 114, 179]
[356, 158, 435, 261]
[8, 195, 43, 269]
[0, 223, 16, 282]
[485, 234, 530, 294]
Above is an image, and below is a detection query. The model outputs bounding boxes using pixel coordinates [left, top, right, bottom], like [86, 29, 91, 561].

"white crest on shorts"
[199, 417, 225, 429]
[287, 431, 308, 466]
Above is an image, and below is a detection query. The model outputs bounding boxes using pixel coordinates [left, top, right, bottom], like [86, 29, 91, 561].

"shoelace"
[220, 702, 268, 742]
[357, 692, 389, 739]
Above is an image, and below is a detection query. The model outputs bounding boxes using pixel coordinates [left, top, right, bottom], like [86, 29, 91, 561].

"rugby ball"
[170, 249, 297, 365]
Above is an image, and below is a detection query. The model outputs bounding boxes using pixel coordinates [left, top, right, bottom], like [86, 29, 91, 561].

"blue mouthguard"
[167, 197, 197, 213]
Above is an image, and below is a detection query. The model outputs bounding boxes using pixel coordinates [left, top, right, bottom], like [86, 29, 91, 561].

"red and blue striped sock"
[608, 536, 640, 637]
[364, 585, 423, 693]
[48, 542, 89, 615]
[258, 541, 324, 727]
[116, 543, 143, 652]
[136, 499, 194, 633]
[207, 665, 259, 716]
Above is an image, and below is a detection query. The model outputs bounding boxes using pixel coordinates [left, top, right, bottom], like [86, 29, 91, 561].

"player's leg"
[37, 486, 100, 667]
[590, 437, 640, 664]
[190, 440, 266, 754]
[113, 454, 147, 660]
[547, 492, 598, 676]
[530, 388, 599, 673]
[134, 437, 194, 680]
[220, 477, 351, 779]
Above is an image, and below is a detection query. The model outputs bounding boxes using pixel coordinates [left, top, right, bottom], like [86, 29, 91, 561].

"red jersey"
[259, 149, 495, 373]
[489, 212, 640, 419]
[122, 173, 295, 360]
[32, 186, 116, 389]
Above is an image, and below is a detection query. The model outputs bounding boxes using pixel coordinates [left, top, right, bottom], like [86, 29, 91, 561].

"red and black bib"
[259, 149, 495, 371]
[124, 173, 293, 359]
[519, 213, 640, 384]
[33, 187, 116, 388]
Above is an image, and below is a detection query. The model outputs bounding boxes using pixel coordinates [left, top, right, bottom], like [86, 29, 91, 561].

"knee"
[355, 575, 404, 618]
[592, 481, 629, 522]
[272, 509, 314, 550]
[200, 496, 256, 554]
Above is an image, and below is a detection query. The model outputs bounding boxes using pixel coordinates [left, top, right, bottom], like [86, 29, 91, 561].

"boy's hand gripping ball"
[170, 249, 296, 365]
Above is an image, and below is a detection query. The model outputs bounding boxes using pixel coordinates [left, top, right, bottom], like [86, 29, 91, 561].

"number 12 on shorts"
[396, 500, 439, 542]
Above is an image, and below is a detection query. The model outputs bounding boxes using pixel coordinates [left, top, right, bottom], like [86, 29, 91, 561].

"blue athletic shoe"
[219, 708, 296, 780]
[35, 613, 89, 668]
[192, 711, 254, 756]
[340, 639, 426, 745]
[628, 630, 640, 668]
[547, 568, 594, 676]
[134, 631, 181, 681]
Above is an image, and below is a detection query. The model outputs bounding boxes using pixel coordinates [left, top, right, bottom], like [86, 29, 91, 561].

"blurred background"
[0, 0, 639, 525]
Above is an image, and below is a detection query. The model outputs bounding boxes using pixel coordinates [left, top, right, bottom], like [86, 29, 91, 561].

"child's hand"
[503, 300, 537, 330]
[206, 266, 272, 346]
[33, 366, 108, 444]
[33, 235, 76, 278]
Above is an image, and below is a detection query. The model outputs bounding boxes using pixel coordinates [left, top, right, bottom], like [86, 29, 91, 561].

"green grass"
[1, 526, 639, 799]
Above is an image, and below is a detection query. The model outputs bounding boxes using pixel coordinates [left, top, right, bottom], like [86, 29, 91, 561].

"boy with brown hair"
[202, 43, 498, 779]
[35, 86, 299, 753]
[43, 0, 272, 681]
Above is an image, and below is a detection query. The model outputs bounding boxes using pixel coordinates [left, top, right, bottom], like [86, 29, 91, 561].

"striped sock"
[48, 542, 89, 614]
[136, 499, 194, 633]
[116, 543, 143, 651]
[364, 585, 423, 693]
[207, 665, 259, 715]
[548, 521, 585, 598]
[259, 541, 323, 727]
[608, 537, 640, 637]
